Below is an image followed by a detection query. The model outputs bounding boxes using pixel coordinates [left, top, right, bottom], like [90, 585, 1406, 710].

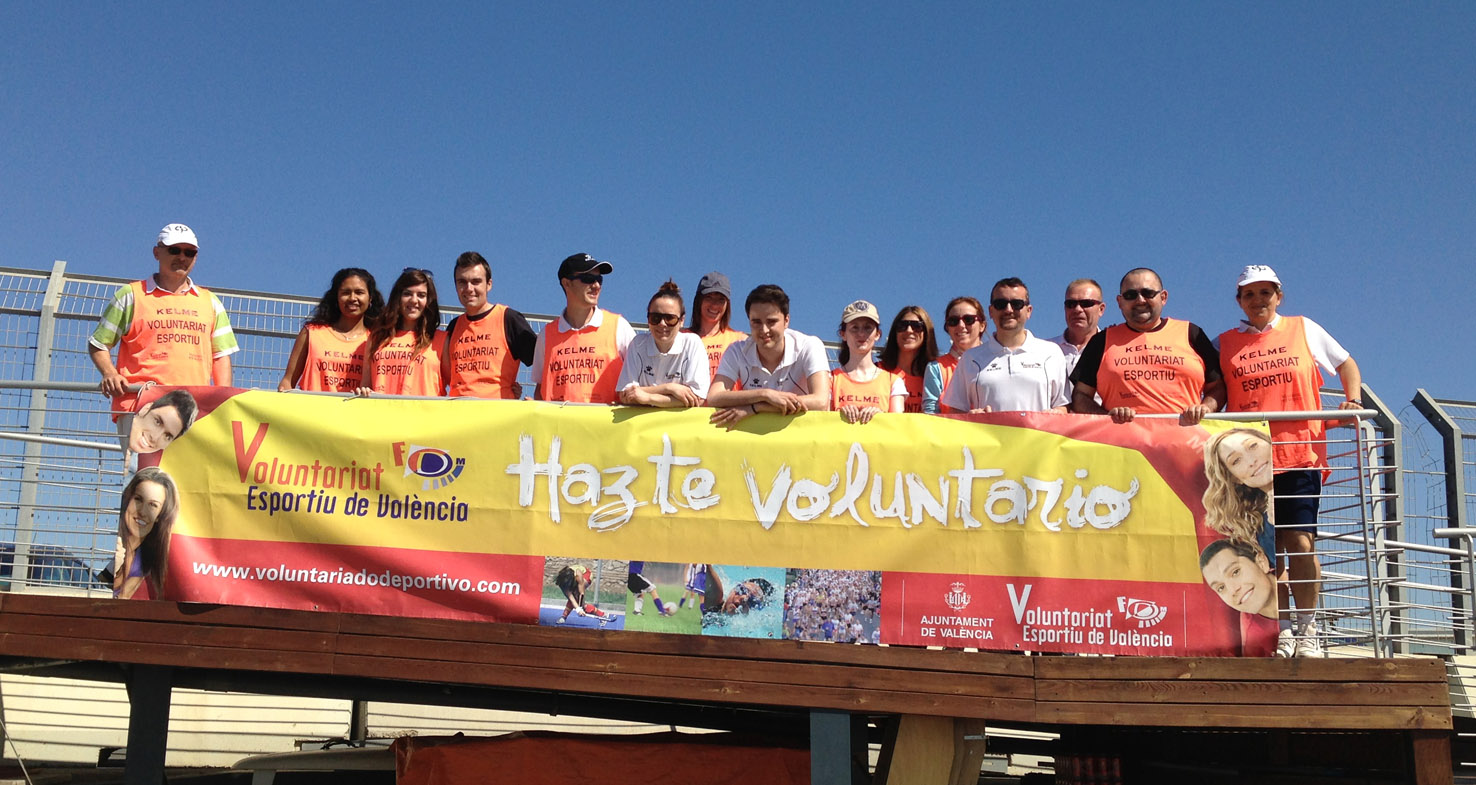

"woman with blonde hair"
[1202, 427, 1277, 561]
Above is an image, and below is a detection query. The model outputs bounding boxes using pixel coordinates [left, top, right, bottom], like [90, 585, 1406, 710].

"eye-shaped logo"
[392, 442, 466, 490]
[1116, 597, 1167, 628]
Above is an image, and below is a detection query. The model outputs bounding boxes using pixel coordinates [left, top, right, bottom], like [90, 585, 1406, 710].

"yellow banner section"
[164, 392, 1225, 583]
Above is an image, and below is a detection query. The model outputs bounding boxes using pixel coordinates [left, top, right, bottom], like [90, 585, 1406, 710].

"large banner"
[115, 387, 1279, 656]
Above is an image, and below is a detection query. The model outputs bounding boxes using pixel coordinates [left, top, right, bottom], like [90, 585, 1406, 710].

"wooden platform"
[0, 593, 1455, 784]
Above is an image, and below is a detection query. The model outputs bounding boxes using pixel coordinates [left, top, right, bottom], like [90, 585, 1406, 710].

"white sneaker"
[1275, 628, 1296, 658]
[1294, 624, 1324, 658]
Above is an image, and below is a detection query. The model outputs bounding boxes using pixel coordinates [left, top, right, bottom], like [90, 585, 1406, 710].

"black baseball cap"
[557, 253, 615, 279]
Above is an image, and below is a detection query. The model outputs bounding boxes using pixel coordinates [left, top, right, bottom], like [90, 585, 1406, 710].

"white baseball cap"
[1236, 264, 1280, 288]
[157, 223, 199, 248]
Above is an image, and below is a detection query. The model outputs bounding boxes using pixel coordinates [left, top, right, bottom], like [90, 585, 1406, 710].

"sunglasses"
[646, 312, 681, 326]
[1120, 288, 1161, 301]
[944, 314, 981, 327]
[896, 320, 926, 333]
[991, 298, 1029, 311]
[570, 273, 603, 285]
[1064, 299, 1101, 309]
[162, 246, 198, 259]
[401, 266, 433, 277]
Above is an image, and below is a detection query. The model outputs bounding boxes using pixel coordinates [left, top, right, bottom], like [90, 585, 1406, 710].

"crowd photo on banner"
[89, 222, 1365, 659]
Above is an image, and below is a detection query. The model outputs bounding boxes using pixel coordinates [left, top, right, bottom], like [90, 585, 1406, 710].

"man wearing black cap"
[532, 253, 635, 403]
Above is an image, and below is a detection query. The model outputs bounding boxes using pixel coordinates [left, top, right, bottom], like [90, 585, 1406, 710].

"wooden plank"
[1034, 701, 1452, 730]
[328, 653, 1039, 722]
[877, 715, 956, 785]
[1409, 728, 1455, 785]
[0, 594, 342, 633]
[335, 611, 1035, 676]
[0, 612, 335, 654]
[1036, 678, 1449, 707]
[0, 632, 337, 675]
[330, 633, 1035, 701]
[1032, 655, 1448, 683]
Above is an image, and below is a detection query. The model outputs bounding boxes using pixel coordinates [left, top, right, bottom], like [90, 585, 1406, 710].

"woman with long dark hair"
[686, 272, 747, 382]
[279, 268, 383, 392]
[358, 268, 445, 396]
[878, 305, 938, 413]
[115, 467, 179, 600]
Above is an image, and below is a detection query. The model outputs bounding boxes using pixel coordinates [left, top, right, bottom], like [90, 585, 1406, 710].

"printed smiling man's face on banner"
[130, 401, 186, 455]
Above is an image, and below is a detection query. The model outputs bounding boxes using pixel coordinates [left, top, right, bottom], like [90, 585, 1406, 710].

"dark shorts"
[1273, 469, 1322, 536]
[627, 572, 654, 593]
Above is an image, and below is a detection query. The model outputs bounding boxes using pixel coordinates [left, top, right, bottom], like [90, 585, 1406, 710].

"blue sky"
[3, 3, 1472, 402]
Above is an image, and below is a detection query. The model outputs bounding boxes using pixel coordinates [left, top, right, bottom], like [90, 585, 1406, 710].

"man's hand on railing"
[98, 372, 130, 398]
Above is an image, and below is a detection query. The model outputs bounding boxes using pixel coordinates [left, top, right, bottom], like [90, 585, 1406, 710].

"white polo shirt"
[616, 331, 711, 398]
[715, 329, 828, 394]
[942, 329, 1070, 413]
[1050, 331, 1092, 377]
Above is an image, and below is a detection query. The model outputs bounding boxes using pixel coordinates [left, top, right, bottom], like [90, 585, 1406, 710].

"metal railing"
[1, 262, 1474, 688]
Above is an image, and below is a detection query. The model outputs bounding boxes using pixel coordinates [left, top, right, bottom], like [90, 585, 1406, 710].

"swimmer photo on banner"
[700, 565, 785, 639]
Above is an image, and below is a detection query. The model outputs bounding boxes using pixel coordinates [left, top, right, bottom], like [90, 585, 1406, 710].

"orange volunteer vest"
[299, 324, 367, 393]
[898, 369, 924, 413]
[447, 305, 521, 399]
[1095, 320, 1206, 414]
[1218, 316, 1327, 469]
[369, 330, 446, 396]
[831, 367, 898, 410]
[540, 312, 624, 404]
[692, 326, 747, 382]
[114, 280, 216, 413]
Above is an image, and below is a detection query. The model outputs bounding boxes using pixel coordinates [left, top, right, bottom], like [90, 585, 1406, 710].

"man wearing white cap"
[1218, 264, 1361, 658]
[942, 277, 1069, 413]
[89, 223, 239, 447]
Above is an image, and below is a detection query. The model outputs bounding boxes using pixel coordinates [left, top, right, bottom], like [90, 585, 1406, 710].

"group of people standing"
[90, 224, 1362, 657]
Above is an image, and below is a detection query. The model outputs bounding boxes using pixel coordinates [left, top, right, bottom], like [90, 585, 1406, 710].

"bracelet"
[1346, 399, 1364, 407]
[749, 404, 758, 415]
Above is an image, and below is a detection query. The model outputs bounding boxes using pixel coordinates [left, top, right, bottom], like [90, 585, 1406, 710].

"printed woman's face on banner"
[122, 479, 167, 540]
[1216, 430, 1274, 491]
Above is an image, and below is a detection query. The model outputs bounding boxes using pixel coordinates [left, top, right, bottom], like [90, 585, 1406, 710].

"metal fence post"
[12, 261, 69, 590]
[1412, 388, 1469, 650]
[1363, 385, 1406, 654]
